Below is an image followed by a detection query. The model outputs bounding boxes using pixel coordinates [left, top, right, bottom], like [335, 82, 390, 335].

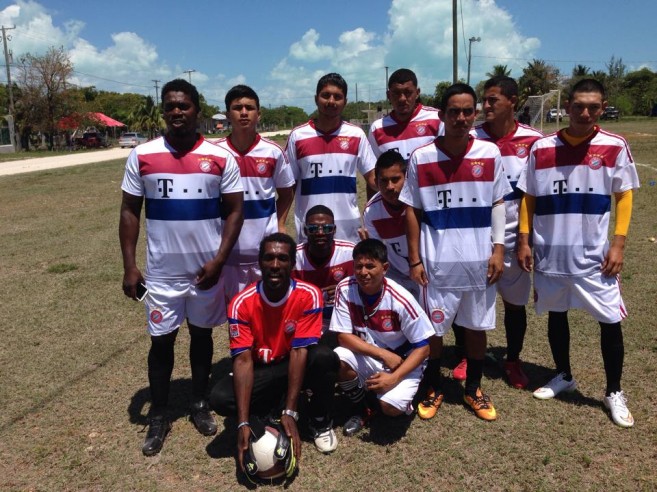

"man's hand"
[517, 233, 533, 272]
[196, 258, 223, 290]
[487, 245, 504, 285]
[409, 263, 428, 286]
[601, 235, 625, 277]
[366, 371, 399, 394]
[358, 227, 369, 241]
[237, 425, 251, 472]
[378, 349, 403, 372]
[122, 266, 144, 300]
[280, 414, 302, 461]
[321, 285, 336, 306]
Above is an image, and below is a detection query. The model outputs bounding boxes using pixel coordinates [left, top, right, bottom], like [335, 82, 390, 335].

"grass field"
[1, 119, 656, 491]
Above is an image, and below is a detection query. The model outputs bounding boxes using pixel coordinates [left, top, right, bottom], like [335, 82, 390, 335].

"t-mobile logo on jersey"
[309, 162, 323, 177]
[390, 242, 408, 261]
[553, 179, 568, 194]
[436, 189, 452, 208]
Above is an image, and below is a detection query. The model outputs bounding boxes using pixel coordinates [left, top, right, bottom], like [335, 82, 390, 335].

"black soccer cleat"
[190, 400, 218, 436]
[142, 415, 171, 456]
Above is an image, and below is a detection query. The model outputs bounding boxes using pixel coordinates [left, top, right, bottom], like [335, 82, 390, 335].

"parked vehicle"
[545, 108, 563, 122]
[601, 106, 620, 121]
[76, 131, 109, 148]
[119, 132, 148, 148]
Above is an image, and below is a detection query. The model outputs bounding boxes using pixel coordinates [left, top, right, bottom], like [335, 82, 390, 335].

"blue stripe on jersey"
[291, 337, 319, 348]
[145, 197, 221, 221]
[535, 193, 611, 216]
[299, 176, 357, 196]
[504, 181, 522, 202]
[411, 339, 430, 349]
[227, 317, 250, 326]
[230, 347, 250, 358]
[423, 206, 492, 230]
[303, 307, 323, 315]
[243, 197, 275, 220]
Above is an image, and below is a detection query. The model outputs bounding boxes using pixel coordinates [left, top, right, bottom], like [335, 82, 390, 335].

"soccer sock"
[504, 306, 527, 362]
[189, 325, 213, 401]
[464, 358, 484, 397]
[338, 377, 365, 405]
[452, 323, 465, 360]
[424, 357, 443, 393]
[600, 322, 624, 395]
[548, 311, 572, 380]
[148, 328, 178, 414]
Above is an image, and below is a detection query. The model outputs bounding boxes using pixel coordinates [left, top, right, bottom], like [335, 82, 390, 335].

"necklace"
[360, 287, 385, 321]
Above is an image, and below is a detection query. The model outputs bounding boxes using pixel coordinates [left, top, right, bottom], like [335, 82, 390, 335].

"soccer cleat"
[533, 373, 577, 400]
[463, 388, 497, 421]
[142, 415, 171, 456]
[343, 407, 375, 437]
[603, 391, 634, 428]
[310, 424, 338, 454]
[417, 388, 444, 420]
[190, 400, 218, 436]
[504, 360, 530, 389]
[453, 358, 467, 381]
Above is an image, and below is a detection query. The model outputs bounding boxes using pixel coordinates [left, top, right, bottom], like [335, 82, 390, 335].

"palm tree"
[127, 96, 163, 138]
[572, 64, 590, 77]
[518, 59, 560, 98]
[486, 64, 512, 78]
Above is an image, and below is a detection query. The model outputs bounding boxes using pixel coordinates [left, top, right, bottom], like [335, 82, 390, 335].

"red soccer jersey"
[228, 279, 323, 364]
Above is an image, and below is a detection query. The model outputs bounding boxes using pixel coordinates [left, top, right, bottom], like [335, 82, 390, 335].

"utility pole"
[452, 0, 458, 83]
[1, 25, 16, 150]
[183, 69, 196, 84]
[467, 37, 481, 86]
[385, 66, 389, 112]
[152, 79, 160, 104]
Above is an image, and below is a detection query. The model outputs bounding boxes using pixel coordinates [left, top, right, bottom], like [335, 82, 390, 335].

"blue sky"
[1, 0, 654, 113]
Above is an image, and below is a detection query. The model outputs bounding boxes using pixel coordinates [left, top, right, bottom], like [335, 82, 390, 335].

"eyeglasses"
[445, 107, 475, 117]
[305, 224, 336, 234]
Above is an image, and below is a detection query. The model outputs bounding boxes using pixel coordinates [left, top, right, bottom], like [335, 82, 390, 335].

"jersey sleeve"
[220, 152, 244, 194]
[284, 132, 300, 181]
[397, 295, 436, 345]
[367, 123, 382, 158]
[121, 149, 144, 196]
[612, 141, 640, 193]
[492, 148, 512, 202]
[399, 151, 421, 208]
[291, 283, 323, 348]
[328, 279, 353, 334]
[227, 295, 254, 358]
[357, 134, 377, 177]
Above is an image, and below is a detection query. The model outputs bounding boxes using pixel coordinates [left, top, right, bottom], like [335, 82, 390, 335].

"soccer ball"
[248, 426, 286, 480]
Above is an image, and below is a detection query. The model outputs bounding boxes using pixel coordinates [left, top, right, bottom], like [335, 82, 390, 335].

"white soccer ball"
[249, 426, 285, 479]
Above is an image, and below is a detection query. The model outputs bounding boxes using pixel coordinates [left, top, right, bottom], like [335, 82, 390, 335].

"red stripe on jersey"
[371, 214, 405, 239]
[372, 119, 440, 146]
[236, 155, 277, 178]
[139, 151, 227, 176]
[294, 134, 361, 159]
[387, 284, 419, 319]
[417, 156, 495, 187]
[533, 143, 621, 171]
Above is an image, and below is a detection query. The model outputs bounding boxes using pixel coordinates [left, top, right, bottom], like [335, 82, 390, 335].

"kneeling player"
[329, 239, 433, 436]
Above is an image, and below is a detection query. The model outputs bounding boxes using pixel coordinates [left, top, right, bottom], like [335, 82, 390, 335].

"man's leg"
[600, 321, 634, 427]
[188, 323, 217, 436]
[463, 328, 496, 421]
[503, 301, 529, 389]
[417, 335, 445, 419]
[305, 344, 340, 453]
[533, 311, 577, 399]
[452, 323, 467, 381]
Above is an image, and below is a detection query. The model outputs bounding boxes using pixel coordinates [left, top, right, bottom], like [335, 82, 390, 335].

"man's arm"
[365, 344, 430, 395]
[232, 350, 254, 472]
[363, 169, 378, 200]
[275, 186, 294, 233]
[602, 190, 633, 277]
[337, 333, 403, 372]
[487, 199, 505, 284]
[517, 193, 535, 272]
[119, 191, 144, 299]
[281, 347, 307, 460]
[405, 205, 428, 286]
[196, 191, 244, 289]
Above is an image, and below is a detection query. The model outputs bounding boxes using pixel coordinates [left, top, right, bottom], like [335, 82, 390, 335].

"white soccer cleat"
[603, 391, 634, 428]
[313, 427, 338, 454]
[533, 372, 577, 400]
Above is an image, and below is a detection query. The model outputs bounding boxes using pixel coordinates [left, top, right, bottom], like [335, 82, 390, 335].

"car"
[545, 108, 563, 123]
[76, 131, 109, 149]
[119, 132, 148, 148]
[601, 106, 620, 121]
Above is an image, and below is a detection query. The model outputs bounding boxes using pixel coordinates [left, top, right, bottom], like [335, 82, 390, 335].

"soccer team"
[119, 69, 639, 472]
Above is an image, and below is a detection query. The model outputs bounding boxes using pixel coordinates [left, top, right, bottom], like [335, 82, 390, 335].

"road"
[0, 147, 131, 177]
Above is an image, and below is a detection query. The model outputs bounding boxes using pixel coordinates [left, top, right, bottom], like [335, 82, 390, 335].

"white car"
[119, 132, 148, 148]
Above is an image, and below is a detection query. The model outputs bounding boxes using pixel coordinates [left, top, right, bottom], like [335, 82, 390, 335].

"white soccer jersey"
[368, 104, 443, 161]
[285, 120, 376, 243]
[121, 135, 243, 281]
[517, 127, 639, 276]
[363, 193, 409, 276]
[399, 136, 511, 290]
[215, 135, 294, 264]
[330, 277, 434, 356]
[472, 121, 543, 252]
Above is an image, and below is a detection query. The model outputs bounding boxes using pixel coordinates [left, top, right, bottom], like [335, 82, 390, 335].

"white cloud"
[289, 29, 333, 62]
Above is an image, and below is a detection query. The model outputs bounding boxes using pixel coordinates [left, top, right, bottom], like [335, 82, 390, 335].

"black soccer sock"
[148, 328, 178, 413]
[464, 358, 484, 397]
[548, 311, 572, 380]
[424, 357, 443, 394]
[504, 306, 527, 362]
[189, 324, 213, 401]
[453, 323, 465, 360]
[338, 377, 365, 408]
[600, 322, 624, 395]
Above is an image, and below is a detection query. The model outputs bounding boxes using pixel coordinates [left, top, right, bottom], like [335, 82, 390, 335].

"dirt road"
[0, 147, 131, 177]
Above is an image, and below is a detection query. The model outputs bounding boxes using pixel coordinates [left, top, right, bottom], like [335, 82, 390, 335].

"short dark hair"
[439, 83, 477, 111]
[305, 205, 334, 222]
[353, 238, 388, 264]
[258, 233, 297, 265]
[375, 149, 407, 178]
[225, 84, 260, 111]
[316, 73, 348, 97]
[569, 78, 606, 101]
[388, 68, 418, 89]
[161, 79, 200, 112]
[483, 76, 518, 99]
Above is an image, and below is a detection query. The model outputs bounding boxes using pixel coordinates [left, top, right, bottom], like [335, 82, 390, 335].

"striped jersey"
[214, 135, 294, 264]
[363, 193, 409, 276]
[121, 135, 243, 281]
[228, 279, 323, 364]
[329, 277, 434, 356]
[367, 104, 443, 161]
[285, 120, 376, 243]
[399, 136, 511, 290]
[471, 121, 543, 252]
[517, 127, 639, 276]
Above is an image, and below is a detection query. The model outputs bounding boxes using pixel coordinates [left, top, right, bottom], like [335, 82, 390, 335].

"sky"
[0, 0, 654, 113]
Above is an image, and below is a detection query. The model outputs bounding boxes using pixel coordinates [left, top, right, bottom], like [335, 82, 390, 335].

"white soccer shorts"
[496, 252, 531, 306]
[533, 271, 627, 323]
[221, 262, 262, 305]
[334, 346, 425, 414]
[143, 277, 226, 336]
[421, 283, 497, 335]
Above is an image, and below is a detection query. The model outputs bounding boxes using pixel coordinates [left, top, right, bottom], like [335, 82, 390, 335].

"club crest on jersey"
[256, 158, 268, 174]
[150, 309, 163, 324]
[430, 309, 445, 324]
[415, 123, 427, 136]
[332, 268, 345, 282]
[338, 137, 350, 151]
[229, 324, 239, 339]
[587, 154, 604, 170]
[381, 317, 393, 331]
[470, 161, 485, 178]
[515, 144, 528, 158]
[284, 320, 297, 335]
[198, 157, 213, 173]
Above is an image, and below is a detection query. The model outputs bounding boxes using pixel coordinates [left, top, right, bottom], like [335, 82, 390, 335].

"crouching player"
[329, 239, 433, 436]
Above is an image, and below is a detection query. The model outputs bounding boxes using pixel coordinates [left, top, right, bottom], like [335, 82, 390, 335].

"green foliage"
[260, 105, 308, 129]
[518, 58, 560, 98]
[432, 81, 453, 109]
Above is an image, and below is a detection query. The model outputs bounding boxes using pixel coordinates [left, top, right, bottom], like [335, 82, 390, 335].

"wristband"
[409, 260, 423, 268]
[237, 421, 250, 430]
[282, 409, 299, 421]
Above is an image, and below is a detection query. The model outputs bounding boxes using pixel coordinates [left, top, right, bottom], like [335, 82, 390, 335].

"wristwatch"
[282, 409, 299, 421]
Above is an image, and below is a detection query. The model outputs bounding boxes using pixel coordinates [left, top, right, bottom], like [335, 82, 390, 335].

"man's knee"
[380, 400, 403, 417]
[307, 344, 340, 373]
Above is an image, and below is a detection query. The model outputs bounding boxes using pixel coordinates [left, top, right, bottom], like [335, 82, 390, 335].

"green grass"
[0, 120, 656, 490]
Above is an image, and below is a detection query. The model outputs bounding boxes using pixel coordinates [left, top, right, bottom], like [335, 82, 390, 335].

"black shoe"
[142, 415, 171, 456]
[343, 407, 374, 437]
[190, 400, 217, 436]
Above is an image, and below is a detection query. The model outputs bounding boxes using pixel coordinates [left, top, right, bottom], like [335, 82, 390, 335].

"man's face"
[227, 97, 260, 132]
[566, 91, 606, 132]
[440, 93, 477, 139]
[376, 163, 405, 207]
[315, 84, 346, 119]
[354, 254, 388, 295]
[482, 86, 516, 124]
[387, 81, 420, 120]
[259, 241, 293, 292]
[162, 91, 199, 137]
[304, 213, 335, 255]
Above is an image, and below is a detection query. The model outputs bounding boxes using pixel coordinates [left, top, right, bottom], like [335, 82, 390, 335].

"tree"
[624, 67, 657, 115]
[572, 64, 590, 77]
[486, 64, 512, 78]
[15, 46, 76, 150]
[126, 96, 163, 138]
[605, 55, 627, 104]
[261, 105, 308, 129]
[432, 81, 453, 108]
[518, 59, 560, 98]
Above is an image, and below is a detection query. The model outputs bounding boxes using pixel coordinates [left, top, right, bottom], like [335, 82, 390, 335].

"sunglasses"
[305, 224, 336, 234]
